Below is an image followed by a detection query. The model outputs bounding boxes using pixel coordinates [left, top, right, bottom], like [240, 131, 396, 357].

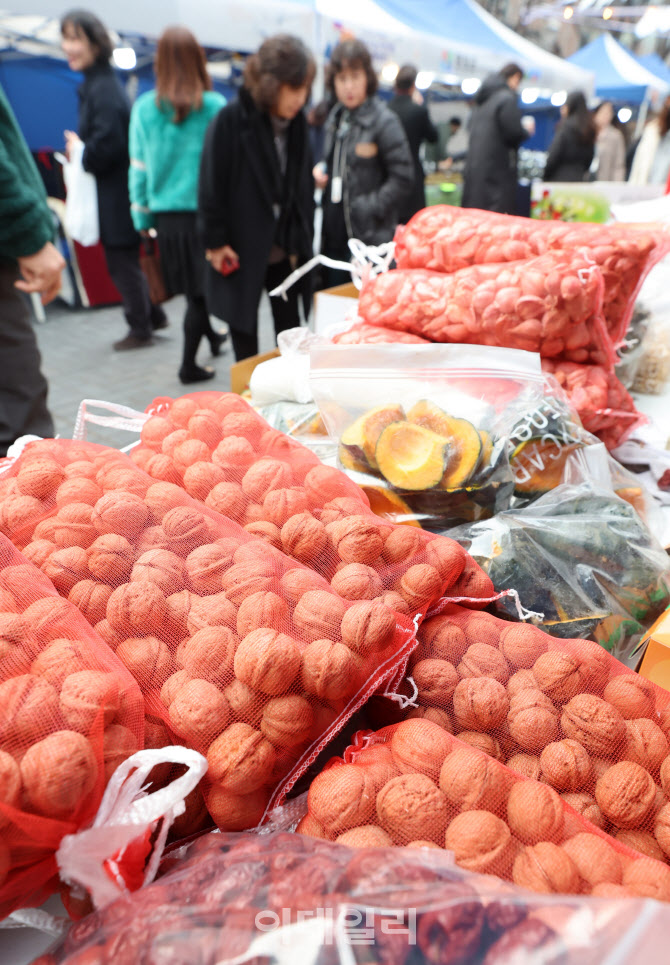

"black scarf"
[240, 88, 308, 257]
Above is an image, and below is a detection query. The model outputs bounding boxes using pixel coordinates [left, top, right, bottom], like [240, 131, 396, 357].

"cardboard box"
[637, 608, 670, 692]
[313, 281, 359, 336]
[230, 349, 279, 395]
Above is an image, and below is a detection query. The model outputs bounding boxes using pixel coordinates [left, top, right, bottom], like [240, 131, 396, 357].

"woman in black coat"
[544, 91, 596, 183]
[198, 35, 316, 362]
[61, 9, 166, 350]
[314, 39, 413, 286]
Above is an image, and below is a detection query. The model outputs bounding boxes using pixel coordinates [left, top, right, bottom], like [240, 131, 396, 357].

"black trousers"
[0, 264, 54, 456]
[103, 244, 165, 340]
[181, 294, 216, 375]
[230, 258, 301, 361]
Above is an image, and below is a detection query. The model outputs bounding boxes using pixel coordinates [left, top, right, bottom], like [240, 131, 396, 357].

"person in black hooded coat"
[462, 63, 532, 215]
[198, 35, 316, 362]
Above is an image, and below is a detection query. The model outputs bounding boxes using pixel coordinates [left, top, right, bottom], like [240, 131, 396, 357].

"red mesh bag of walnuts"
[34, 828, 670, 965]
[361, 603, 670, 874]
[394, 205, 669, 349]
[298, 712, 670, 904]
[357, 254, 615, 368]
[0, 532, 144, 919]
[541, 359, 646, 451]
[126, 390, 495, 608]
[0, 435, 477, 834]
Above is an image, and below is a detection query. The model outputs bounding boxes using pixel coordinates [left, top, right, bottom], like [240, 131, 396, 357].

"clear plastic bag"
[309, 343, 546, 531]
[448, 445, 670, 666]
[506, 373, 595, 507]
[37, 827, 670, 964]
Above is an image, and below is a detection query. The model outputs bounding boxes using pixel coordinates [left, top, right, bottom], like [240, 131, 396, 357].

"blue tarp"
[569, 35, 668, 105]
[0, 54, 79, 151]
[0, 51, 235, 152]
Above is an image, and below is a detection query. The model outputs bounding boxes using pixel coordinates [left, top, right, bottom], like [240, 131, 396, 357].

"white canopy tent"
[1, 1, 593, 97]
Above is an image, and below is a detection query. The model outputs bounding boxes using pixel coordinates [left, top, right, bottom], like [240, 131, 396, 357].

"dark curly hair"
[60, 8, 113, 64]
[326, 39, 378, 99]
[243, 34, 316, 113]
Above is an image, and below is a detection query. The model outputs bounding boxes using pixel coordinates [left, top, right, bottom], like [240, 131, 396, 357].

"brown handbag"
[139, 235, 169, 305]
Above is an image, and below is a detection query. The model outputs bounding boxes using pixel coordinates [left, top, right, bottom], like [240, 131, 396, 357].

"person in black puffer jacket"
[315, 39, 413, 287]
[462, 63, 531, 215]
[544, 90, 596, 183]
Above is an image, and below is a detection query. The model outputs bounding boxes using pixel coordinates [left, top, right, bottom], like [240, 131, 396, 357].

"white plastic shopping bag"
[56, 140, 99, 246]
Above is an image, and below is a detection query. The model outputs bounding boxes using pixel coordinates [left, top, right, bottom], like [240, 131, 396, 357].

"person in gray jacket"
[314, 39, 413, 287]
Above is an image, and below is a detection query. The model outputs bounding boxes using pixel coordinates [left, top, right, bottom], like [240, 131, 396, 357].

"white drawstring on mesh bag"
[269, 238, 395, 302]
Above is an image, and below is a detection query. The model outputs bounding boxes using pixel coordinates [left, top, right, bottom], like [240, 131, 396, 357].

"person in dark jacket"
[61, 9, 166, 350]
[198, 34, 316, 362]
[462, 63, 532, 214]
[0, 83, 63, 454]
[314, 39, 413, 286]
[388, 64, 438, 222]
[544, 91, 596, 183]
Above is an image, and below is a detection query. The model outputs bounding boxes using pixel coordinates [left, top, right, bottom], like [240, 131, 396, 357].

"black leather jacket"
[322, 97, 413, 247]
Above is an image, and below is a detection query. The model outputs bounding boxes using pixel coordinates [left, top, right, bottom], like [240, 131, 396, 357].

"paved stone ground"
[32, 292, 277, 449]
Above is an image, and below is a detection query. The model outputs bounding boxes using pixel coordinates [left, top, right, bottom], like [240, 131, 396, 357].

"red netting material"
[394, 205, 669, 348]
[129, 391, 494, 606]
[541, 360, 646, 451]
[0, 423, 488, 833]
[300, 713, 670, 902]
[298, 602, 670, 894]
[357, 255, 614, 368]
[0, 533, 144, 918]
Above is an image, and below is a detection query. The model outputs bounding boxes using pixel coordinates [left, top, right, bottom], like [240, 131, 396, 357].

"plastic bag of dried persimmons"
[35, 826, 670, 965]
[297, 719, 670, 904]
[0, 437, 468, 834]
[125, 390, 495, 608]
[0, 533, 144, 919]
[376, 603, 670, 869]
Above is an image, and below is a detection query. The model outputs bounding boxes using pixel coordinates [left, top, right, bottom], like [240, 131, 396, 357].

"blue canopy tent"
[568, 35, 668, 105]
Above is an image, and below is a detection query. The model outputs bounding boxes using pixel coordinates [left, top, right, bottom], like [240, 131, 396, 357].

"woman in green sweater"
[129, 26, 226, 383]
